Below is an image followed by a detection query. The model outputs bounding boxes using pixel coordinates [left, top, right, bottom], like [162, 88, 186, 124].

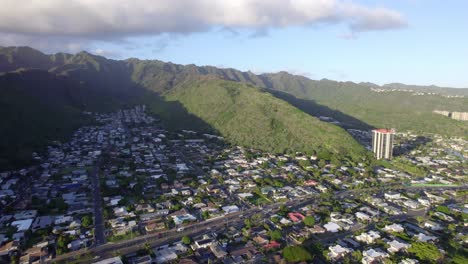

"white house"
[383, 223, 405, 233]
[328, 244, 352, 260]
[355, 230, 381, 244]
[362, 248, 389, 264]
[355, 212, 371, 221]
[324, 222, 341, 233]
[387, 240, 411, 253]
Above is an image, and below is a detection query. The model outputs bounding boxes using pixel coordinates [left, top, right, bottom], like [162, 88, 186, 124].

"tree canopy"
[283, 246, 313, 262]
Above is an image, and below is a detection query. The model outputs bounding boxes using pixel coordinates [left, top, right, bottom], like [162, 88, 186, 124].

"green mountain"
[0, 47, 367, 168]
[254, 75, 468, 137]
[165, 78, 365, 157]
[1, 46, 467, 167]
[382, 83, 468, 96]
[0, 70, 92, 167]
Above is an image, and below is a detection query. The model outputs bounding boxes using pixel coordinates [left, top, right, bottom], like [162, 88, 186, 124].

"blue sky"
[1, 0, 467, 87]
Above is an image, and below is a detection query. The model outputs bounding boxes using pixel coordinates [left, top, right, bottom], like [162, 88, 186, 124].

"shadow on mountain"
[394, 136, 432, 157]
[0, 69, 218, 170]
[139, 90, 218, 133]
[266, 88, 374, 130]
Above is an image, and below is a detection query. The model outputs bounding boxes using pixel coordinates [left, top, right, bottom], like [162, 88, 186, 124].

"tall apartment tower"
[372, 128, 395, 160]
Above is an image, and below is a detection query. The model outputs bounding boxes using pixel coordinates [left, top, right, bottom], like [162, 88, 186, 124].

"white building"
[372, 129, 395, 160]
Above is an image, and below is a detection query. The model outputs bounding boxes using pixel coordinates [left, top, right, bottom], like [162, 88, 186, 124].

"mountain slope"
[0, 70, 93, 167]
[257, 76, 468, 137]
[0, 47, 368, 168]
[1, 46, 467, 167]
[165, 78, 365, 158]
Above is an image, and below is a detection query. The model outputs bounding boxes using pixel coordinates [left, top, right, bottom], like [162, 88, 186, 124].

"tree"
[81, 215, 93, 228]
[202, 211, 210, 220]
[303, 216, 316, 227]
[408, 242, 443, 263]
[182, 235, 191, 245]
[278, 205, 289, 216]
[269, 230, 282, 241]
[283, 246, 313, 262]
[56, 234, 71, 255]
[318, 159, 326, 168]
[435, 205, 451, 215]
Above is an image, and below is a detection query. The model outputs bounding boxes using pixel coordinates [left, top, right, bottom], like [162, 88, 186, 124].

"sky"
[0, 0, 467, 88]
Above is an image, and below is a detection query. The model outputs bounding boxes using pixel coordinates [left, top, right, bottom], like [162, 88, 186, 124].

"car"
[176, 227, 184, 232]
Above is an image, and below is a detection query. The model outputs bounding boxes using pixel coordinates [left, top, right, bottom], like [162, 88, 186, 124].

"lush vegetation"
[408, 242, 443, 263]
[2, 46, 466, 168]
[283, 245, 313, 262]
[257, 74, 468, 137]
[303, 215, 316, 226]
[166, 79, 366, 159]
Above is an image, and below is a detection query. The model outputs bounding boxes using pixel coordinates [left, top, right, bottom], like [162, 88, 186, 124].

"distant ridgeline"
[433, 110, 468, 121]
[1, 46, 468, 167]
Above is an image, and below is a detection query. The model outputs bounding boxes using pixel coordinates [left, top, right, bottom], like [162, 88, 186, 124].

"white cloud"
[0, 0, 407, 50]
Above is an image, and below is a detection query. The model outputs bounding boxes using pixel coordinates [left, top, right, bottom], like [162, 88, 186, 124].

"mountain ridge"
[0, 46, 370, 168]
[2, 46, 467, 96]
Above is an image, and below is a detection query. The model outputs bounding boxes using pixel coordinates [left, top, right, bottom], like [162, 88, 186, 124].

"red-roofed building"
[288, 212, 305, 222]
[303, 180, 318, 186]
[264, 241, 281, 249]
[372, 128, 394, 134]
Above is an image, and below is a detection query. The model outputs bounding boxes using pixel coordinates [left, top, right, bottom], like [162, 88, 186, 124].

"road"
[50, 208, 259, 263]
[49, 181, 466, 263]
[90, 159, 106, 246]
[49, 193, 321, 263]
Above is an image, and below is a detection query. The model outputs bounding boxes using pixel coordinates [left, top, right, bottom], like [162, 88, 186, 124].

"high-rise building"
[372, 129, 395, 160]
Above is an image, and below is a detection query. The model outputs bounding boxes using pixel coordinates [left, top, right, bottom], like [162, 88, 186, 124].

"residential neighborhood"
[0, 106, 466, 264]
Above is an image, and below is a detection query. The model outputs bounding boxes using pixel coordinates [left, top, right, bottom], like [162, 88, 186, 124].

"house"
[229, 244, 258, 260]
[433, 212, 454, 222]
[362, 248, 389, 264]
[400, 259, 419, 264]
[355, 231, 381, 244]
[328, 244, 352, 261]
[11, 219, 33, 232]
[383, 223, 405, 233]
[222, 205, 240, 214]
[154, 248, 178, 264]
[264, 241, 281, 250]
[144, 220, 166, 232]
[403, 200, 420, 209]
[287, 212, 305, 222]
[303, 180, 318, 186]
[414, 233, 437, 242]
[308, 225, 326, 234]
[32, 216, 54, 231]
[129, 255, 152, 264]
[387, 240, 410, 253]
[253, 235, 269, 246]
[114, 207, 130, 217]
[355, 212, 371, 221]
[384, 192, 401, 200]
[172, 214, 197, 225]
[424, 220, 443, 231]
[136, 204, 155, 213]
[324, 222, 341, 233]
[210, 244, 227, 259]
[193, 236, 215, 249]
[55, 215, 74, 225]
[237, 193, 254, 199]
[13, 210, 37, 220]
